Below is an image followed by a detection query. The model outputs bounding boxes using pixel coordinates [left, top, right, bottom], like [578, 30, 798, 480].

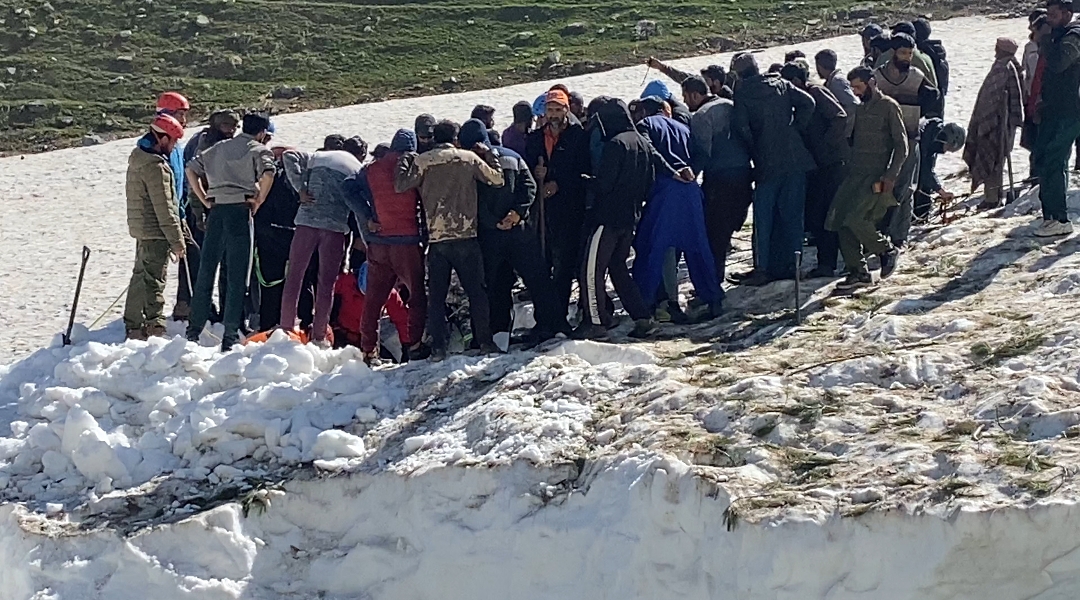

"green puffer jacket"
[126, 146, 184, 247]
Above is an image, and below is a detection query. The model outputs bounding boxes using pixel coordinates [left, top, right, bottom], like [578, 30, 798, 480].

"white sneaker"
[1034, 220, 1074, 238]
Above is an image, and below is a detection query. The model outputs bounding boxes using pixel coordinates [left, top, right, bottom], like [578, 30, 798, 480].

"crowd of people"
[121, 2, 1080, 364]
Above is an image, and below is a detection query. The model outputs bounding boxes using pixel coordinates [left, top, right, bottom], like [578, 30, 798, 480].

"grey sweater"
[187, 133, 275, 205]
[293, 150, 364, 233]
[689, 96, 751, 175]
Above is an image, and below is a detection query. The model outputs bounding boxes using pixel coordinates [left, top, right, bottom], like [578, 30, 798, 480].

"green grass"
[0, 0, 1019, 153]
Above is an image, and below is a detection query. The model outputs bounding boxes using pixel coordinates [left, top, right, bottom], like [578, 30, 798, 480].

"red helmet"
[150, 114, 184, 141]
[156, 91, 190, 112]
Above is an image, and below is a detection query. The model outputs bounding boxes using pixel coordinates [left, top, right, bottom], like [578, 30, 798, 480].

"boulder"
[82, 134, 104, 147]
[707, 35, 737, 50]
[113, 55, 134, 71]
[508, 31, 538, 47]
[848, 4, 874, 19]
[195, 14, 210, 26]
[441, 76, 460, 91]
[635, 19, 660, 40]
[270, 85, 305, 100]
[560, 22, 588, 36]
[541, 50, 561, 71]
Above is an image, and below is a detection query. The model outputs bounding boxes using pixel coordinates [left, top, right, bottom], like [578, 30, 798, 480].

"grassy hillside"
[0, 0, 1016, 154]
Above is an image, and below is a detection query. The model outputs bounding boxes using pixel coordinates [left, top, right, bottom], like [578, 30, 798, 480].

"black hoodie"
[460, 119, 538, 231]
[590, 98, 655, 229]
[1041, 22, 1080, 119]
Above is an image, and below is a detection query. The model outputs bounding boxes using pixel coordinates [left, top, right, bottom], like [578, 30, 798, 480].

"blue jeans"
[753, 174, 806, 279]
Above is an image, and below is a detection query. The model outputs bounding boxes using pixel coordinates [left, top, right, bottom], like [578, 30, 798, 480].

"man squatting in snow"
[124, 8, 1071, 360]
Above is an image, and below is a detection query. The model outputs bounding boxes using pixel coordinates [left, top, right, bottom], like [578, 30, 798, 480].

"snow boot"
[479, 342, 502, 355]
[145, 323, 168, 338]
[429, 347, 447, 363]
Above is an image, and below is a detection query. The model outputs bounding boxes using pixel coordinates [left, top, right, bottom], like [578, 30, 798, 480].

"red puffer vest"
[367, 153, 421, 238]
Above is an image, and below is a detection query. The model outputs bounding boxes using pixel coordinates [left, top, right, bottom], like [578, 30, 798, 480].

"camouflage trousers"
[123, 239, 171, 332]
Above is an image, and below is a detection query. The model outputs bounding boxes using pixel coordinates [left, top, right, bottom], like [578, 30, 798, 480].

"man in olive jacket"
[124, 115, 187, 340]
[826, 67, 908, 292]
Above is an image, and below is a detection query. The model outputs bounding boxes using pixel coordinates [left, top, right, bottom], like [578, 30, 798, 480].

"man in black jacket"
[255, 146, 316, 331]
[573, 97, 658, 340]
[732, 53, 817, 285]
[460, 119, 570, 341]
[525, 88, 593, 322]
[781, 61, 848, 278]
[914, 19, 950, 105]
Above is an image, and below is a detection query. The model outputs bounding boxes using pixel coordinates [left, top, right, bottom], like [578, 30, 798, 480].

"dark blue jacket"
[637, 115, 691, 175]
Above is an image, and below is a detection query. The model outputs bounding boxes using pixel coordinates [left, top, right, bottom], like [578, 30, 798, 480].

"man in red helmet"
[140, 92, 195, 320]
[124, 115, 187, 340]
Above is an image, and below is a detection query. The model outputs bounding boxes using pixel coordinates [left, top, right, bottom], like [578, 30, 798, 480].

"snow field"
[6, 14, 1080, 600]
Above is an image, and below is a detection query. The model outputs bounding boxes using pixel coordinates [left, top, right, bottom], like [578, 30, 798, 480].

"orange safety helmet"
[150, 113, 184, 141]
[156, 91, 190, 112]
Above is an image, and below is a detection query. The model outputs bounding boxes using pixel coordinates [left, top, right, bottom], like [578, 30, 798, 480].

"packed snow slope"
[0, 16, 1023, 362]
[8, 14, 1080, 600]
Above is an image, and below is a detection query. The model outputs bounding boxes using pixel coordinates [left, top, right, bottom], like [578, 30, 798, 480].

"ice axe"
[62, 246, 91, 346]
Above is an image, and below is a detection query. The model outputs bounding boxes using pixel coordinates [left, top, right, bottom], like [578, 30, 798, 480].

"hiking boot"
[807, 266, 836, 279]
[835, 272, 873, 292]
[405, 342, 429, 362]
[362, 351, 381, 367]
[668, 303, 691, 324]
[629, 318, 660, 339]
[708, 301, 724, 319]
[171, 301, 190, 321]
[528, 328, 557, 344]
[429, 347, 447, 363]
[126, 327, 148, 341]
[880, 248, 901, 279]
[145, 323, 168, 338]
[654, 302, 673, 323]
[739, 271, 774, 287]
[1034, 220, 1073, 238]
[479, 342, 502, 355]
[726, 269, 758, 284]
[570, 323, 608, 341]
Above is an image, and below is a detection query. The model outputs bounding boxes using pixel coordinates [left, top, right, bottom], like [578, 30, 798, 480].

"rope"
[88, 285, 129, 330]
[254, 248, 288, 288]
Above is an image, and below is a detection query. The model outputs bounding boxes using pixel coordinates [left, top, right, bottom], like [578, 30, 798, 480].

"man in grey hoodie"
[278, 136, 367, 347]
[682, 75, 753, 284]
